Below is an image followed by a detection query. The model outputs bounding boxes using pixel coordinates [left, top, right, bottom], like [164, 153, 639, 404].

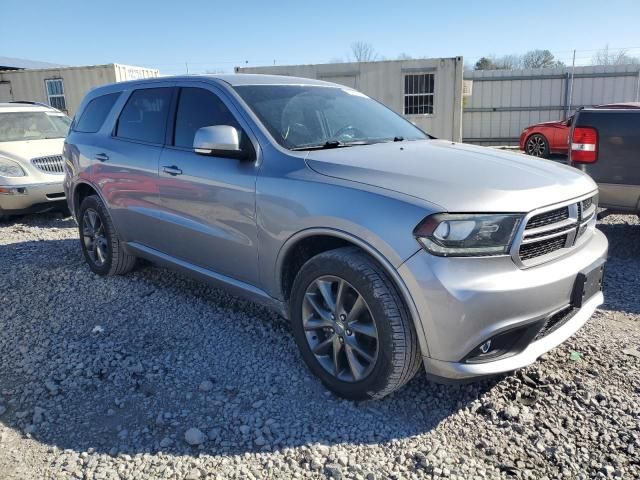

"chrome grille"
[515, 194, 598, 266]
[520, 235, 568, 261]
[31, 155, 64, 175]
[527, 207, 569, 229]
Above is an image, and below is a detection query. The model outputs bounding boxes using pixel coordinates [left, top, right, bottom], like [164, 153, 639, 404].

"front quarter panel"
[256, 147, 440, 299]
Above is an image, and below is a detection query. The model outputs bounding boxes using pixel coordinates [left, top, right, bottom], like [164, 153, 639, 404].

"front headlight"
[0, 156, 27, 177]
[413, 213, 523, 257]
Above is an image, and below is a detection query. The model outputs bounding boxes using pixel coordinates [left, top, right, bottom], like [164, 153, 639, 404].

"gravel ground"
[0, 212, 639, 480]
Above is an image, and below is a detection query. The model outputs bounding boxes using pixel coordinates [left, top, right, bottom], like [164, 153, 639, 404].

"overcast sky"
[3, 0, 639, 74]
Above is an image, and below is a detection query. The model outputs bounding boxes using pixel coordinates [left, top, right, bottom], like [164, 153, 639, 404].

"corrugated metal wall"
[0, 64, 159, 116]
[237, 57, 464, 141]
[463, 64, 640, 145]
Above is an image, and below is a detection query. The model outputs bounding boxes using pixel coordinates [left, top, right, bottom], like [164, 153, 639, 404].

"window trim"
[44, 78, 67, 112]
[165, 83, 258, 158]
[73, 92, 122, 133]
[112, 86, 175, 147]
[403, 72, 435, 117]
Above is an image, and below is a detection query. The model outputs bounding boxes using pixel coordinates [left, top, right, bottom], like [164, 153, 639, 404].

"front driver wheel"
[525, 134, 550, 158]
[290, 247, 422, 400]
[78, 195, 136, 276]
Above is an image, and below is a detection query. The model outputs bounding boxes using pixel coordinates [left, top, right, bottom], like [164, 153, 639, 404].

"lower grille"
[534, 306, 576, 341]
[31, 155, 64, 175]
[519, 235, 567, 261]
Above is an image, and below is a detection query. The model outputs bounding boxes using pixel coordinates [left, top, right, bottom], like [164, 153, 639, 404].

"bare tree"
[522, 49, 563, 68]
[396, 53, 413, 60]
[592, 45, 640, 65]
[496, 54, 523, 70]
[350, 41, 379, 62]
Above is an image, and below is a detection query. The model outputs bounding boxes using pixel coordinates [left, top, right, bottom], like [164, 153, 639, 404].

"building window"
[404, 73, 434, 115]
[45, 79, 66, 111]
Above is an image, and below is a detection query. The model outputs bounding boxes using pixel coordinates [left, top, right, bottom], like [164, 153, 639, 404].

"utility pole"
[567, 50, 576, 115]
[185, 62, 189, 74]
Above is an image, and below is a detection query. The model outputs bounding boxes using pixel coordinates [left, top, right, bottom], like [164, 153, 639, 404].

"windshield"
[0, 111, 71, 142]
[233, 85, 428, 150]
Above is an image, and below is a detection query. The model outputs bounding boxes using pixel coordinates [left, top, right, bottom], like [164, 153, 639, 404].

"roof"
[210, 74, 340, 86]
[594, 102, 640, 109]
[0, 56, 65, 70]
[0, 102, 59, 113]
[109, 73, 339, 88]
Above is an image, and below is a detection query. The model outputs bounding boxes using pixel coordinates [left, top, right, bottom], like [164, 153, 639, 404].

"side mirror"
[193, 125, 248, 159]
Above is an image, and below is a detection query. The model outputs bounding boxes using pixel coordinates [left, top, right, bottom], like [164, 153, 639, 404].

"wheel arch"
[72, 181, 100, 219]
[72, 181, 124, 240]
[275, 228, 429, 357]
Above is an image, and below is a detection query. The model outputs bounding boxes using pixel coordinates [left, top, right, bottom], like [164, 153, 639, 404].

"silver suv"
[64, 75, 608, 399]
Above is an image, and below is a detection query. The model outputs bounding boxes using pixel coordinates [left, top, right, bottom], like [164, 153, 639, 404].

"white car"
[0, 102, 71, 220]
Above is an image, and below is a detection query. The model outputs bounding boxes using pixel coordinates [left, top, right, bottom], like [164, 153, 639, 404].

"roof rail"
[8, 100, 59, 111]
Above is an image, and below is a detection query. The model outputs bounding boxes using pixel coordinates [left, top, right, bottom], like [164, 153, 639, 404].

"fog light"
[0, 186, 27, 195]
[479, 340, 492, 354]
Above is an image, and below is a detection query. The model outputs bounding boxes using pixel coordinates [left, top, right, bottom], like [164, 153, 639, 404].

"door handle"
[95, 153, 109, 162]
[162, 165, 183, 176]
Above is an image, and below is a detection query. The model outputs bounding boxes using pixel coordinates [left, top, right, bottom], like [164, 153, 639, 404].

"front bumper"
[0, 181, 66, 215]
[398, 228, 608, 380]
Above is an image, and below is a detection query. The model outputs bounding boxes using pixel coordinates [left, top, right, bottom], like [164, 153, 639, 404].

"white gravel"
[0, 212, 639, 479]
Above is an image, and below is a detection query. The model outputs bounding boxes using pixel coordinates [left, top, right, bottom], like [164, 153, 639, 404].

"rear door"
[155, 83, 260, 285]
[94, 84, 174, 246]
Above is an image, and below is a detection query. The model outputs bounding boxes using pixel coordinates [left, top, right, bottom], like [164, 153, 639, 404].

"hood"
[527, 120, 565, 128]
[0, 138, 65, 162]
[305, 140, 596, 212]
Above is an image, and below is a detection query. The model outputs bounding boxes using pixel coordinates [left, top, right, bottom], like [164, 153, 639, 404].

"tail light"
[571, 127, 598, 163]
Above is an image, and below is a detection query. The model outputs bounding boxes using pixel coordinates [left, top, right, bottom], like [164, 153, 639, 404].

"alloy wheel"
[82, 208, 108, 267]
[526, 135, 547, 157]
[302, 275, 378, 382]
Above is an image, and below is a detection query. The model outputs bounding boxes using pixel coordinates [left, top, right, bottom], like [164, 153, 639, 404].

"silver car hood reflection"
[305, 139, 597, 212]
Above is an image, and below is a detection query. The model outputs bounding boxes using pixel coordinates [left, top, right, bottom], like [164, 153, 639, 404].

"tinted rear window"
[74, 92, 121, 133]
[115, 88, 172, 144]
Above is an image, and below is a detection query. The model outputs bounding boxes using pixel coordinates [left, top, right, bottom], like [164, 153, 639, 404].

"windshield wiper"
[291, 140, 346, 151]
[291, 140, 375, 151]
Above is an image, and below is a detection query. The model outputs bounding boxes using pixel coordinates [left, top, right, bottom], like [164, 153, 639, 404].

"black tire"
[78, 195, 136, 276]
[289, 247, 422, 400]
[525, 133, 550, 158]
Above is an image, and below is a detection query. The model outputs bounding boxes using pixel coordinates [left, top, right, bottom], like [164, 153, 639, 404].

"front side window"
[0, 111, 71, 142]
[403, 73, 434, 115]
[115, 88, 172, 144]
[173, 88, 240, 148]
[74, 92, 121, 133]
[234, 85, 428, 150]
[45, 79, 67, 111]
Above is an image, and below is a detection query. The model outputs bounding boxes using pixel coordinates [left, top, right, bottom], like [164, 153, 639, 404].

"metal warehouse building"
[237, 57, 465, 142]
[0, 63, 159, 116]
